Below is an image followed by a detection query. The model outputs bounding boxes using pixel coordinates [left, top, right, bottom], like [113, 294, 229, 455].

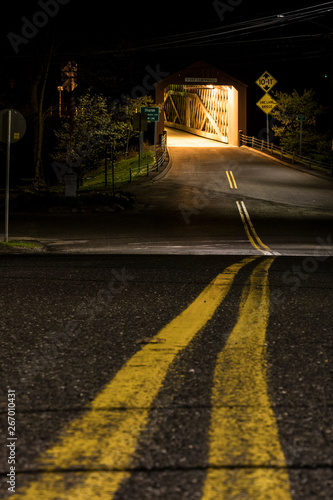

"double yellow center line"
[202, 258, 291, 499]
[225, 170, 277, 255]
[11, 258, 291, 500]
[236, 200, 278, 255]
[226, 170, 237, 189]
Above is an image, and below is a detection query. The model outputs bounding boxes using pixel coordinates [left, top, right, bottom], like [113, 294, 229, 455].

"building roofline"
[155, 60, 248, 89]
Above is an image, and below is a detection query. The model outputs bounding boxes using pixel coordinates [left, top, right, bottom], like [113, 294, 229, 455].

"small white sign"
[185, 77, 218, 83]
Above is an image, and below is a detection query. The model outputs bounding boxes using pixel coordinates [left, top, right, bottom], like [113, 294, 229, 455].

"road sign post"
[5, 110, 12, 243]
[256, 94, 278, 147]
[140, 107, 160, 158]
[297, 114, 306, 156]
[0, 109, 26, 242]
[133, 113, 148, 171]
[154, 122, 157, 158]
[256, 72, 278, 148]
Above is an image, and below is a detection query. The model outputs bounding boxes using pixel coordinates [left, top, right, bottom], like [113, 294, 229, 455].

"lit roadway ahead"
[5, 128, 333, 255]
[0, 129, 332, 499]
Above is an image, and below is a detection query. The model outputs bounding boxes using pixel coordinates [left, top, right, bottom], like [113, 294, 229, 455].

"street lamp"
[57, 86, 63, 117]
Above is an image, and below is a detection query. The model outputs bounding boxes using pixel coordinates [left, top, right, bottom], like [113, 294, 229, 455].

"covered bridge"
[155, 61, 247, 147]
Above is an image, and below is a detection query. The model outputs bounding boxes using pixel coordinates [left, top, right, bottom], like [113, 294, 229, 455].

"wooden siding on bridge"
[154, 61, 247, 147]
[164, 85, 229, 143]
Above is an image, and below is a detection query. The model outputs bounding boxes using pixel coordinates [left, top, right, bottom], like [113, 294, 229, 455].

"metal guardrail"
[240, 133, 333, 176]
[129, 149, 167, 182]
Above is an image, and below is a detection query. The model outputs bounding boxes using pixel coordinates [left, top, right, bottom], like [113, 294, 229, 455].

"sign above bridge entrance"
[185, 77, 218, 83]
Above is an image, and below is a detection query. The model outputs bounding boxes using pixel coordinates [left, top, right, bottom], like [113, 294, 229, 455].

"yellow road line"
[236, 200, 262, 252]
[11, 258, 256, 500]
[226, 171, 237, 189]
[236, 200, 274, 254]
[229, 171, 238, 189]
[202, 258, 292, 500]
[240, 201, 270, 250]
[226, 171, 233, 188]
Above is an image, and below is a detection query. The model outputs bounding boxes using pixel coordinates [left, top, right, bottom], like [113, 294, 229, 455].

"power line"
[1, 3, 332, 60]
[127, 2, 333, 52]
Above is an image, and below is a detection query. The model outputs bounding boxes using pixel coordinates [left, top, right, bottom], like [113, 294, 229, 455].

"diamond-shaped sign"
[62, 61, 78, 92]
[62, 78, 77, 92]
[256, 94, 277, 114]
[256, 71, 278, 93]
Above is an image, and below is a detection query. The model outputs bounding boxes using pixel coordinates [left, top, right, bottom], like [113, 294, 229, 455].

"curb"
[241, 146, 333, 183]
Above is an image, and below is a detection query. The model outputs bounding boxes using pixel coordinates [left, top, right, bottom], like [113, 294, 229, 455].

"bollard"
[238, 130, 243, 146]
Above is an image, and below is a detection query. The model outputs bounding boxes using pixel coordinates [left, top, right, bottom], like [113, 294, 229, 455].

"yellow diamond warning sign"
[256, 94, 277, 114]
[256, 71, 278, 93]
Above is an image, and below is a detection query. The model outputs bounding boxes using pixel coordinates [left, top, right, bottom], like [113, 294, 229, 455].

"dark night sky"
[1, 1, 333, 110]
[1, 2, 333, 73]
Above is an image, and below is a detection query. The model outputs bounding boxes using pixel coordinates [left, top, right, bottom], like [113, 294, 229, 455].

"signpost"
[256, 71, 278, 147]
[0, 109, 26, 242]
[133, 113, 148, 171]
[297, 114, 306, 155]
[133, 112, 148, 133]
[61, 61, 78, 92]
[141, 106, 160, 157]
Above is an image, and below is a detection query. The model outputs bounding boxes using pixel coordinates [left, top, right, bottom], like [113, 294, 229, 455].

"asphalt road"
[2, 128, 333, 256]
[0, 129, 332, 499]
[0, 254, 332, 499]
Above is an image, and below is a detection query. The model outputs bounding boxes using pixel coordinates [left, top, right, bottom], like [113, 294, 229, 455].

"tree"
[116, 95, 155, 157]
[52, 90, 128, 182]
[271, 89, 329, 159]
[1, 31, 57, 188]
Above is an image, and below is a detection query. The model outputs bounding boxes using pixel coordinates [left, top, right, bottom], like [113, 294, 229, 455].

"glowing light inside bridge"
[164, 84, 239, 146]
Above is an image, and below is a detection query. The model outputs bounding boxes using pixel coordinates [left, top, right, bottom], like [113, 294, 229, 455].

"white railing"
[239, 132, 333, 176]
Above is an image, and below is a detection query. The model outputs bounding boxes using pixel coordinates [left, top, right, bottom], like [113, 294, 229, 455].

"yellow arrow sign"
[256, 93, 277, 114]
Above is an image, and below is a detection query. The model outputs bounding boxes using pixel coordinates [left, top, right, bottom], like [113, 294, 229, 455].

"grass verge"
[81, 151, 155, 189]
[0, 241, 43, 248]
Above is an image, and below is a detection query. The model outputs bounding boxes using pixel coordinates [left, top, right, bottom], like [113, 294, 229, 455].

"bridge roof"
[155, 61, 248, 91]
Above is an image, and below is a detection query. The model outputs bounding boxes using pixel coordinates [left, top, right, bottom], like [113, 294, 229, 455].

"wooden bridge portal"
[155, 61, 247, 147]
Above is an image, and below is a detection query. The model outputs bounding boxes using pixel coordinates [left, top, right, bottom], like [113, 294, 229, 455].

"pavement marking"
[202, 258, 292, 500]
[226, 170, 238, 189]
[11, 257, 256, 500]
[236, 200, 278, 255]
